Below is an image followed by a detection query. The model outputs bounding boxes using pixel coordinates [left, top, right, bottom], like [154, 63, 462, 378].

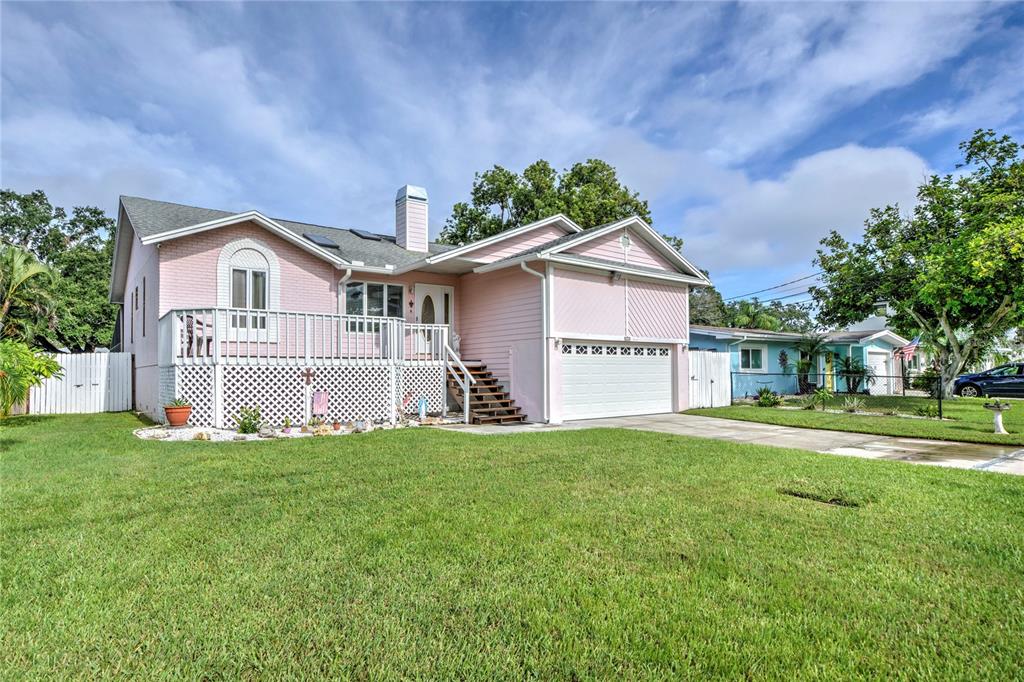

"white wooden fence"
[688, 350, 731, 408]
[28, 352, 132, 414]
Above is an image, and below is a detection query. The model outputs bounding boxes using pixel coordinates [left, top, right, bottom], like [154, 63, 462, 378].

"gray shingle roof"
[120, 196, 454, 268]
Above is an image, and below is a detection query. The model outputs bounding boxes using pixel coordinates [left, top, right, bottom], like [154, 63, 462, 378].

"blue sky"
[2, 2, 1022, 299]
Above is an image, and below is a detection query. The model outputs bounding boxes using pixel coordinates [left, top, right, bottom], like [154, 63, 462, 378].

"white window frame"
[341, 280, 404, 331]
[739, 344, 767, 372]
[229, 266, 269, 339]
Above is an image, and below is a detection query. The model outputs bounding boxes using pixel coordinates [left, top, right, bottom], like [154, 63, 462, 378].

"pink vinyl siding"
[159, 221, 338, 315]
[552, 268, 626, 337]
[459, 224, 571, 263]
[567, 228, 675, 271]
[123, 232, 161, 417]
[552, 267, 687, 341]
[627, 279, 688, 339]
[457, 267, 544, 420]
[157, 220, 459, 326]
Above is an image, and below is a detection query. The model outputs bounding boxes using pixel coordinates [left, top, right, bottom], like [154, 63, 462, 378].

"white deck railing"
[159, 308, 449, 367]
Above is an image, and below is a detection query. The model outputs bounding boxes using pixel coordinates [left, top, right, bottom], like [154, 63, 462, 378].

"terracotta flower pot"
[165, 405, 192, 427]
[332, 422, 341, 431]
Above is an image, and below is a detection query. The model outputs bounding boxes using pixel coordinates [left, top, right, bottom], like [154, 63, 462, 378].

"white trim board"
[422, 214, 582, 266]
[539, 217, 710, 284]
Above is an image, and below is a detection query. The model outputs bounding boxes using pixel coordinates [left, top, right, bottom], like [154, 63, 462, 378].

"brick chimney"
[395, 185, 428, 252]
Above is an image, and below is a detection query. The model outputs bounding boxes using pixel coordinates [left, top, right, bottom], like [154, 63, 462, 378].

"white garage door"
[867, 351, 895, 395]
[560, 342, 672, 420]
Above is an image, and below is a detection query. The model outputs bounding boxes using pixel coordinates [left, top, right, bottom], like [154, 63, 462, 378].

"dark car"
[954, 363, 1024, 398]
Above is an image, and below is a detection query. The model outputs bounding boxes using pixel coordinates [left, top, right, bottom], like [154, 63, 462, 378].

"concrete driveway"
[446, 413, 1024, 475]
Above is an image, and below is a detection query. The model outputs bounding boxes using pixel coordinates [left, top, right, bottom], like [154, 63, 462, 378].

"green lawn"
[3, 413, 1024, 678]
[688, 395, 1024, 446]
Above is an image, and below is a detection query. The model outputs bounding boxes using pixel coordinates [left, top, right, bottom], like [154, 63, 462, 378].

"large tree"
[689, 275, 728, 326]
[811, 129, 1024, 395]
[725, 299, 782, 331]
[1, 190, 118, 350]
[439, 159, 653, 244]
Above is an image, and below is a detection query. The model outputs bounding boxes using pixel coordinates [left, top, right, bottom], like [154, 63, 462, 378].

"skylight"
[350, 228, 383, 241]
[303, 233, 339, 248]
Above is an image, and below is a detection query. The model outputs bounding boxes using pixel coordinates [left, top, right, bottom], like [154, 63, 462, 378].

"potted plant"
[164, 398, 192, 427]
[282, 416, 292, 434]
[332, 418, 341, 432]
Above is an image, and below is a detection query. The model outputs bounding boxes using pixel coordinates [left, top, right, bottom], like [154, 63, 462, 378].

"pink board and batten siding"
[457, 267, 544, 421]
[551, 267, 688, 340]
[566, 227, 675, 271]
[459, 224, 571, 263]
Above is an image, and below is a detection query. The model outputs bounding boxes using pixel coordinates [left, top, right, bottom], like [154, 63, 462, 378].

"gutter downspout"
[337, 268, 353, 314]
[521, 261, 548, 422]
[727, 336, 747, 404]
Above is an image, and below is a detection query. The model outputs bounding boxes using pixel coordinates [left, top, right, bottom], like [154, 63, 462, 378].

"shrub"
[837, 356, 875, 394]
[0, 340, 62, 416]
[799, 395, 818, 410]
[914, 404, 940, 419]
[911, 368, 942, 398]
[236, 406, 262, 434]
[756, 386, 783, 408]
[810, 387, 834, 411]
[842, 396, 865, 413]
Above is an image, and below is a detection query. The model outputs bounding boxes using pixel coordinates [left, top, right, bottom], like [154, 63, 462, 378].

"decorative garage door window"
[561, 344, 669, 357]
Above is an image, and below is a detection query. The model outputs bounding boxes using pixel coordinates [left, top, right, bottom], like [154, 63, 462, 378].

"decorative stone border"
[133, 415, 458, 443]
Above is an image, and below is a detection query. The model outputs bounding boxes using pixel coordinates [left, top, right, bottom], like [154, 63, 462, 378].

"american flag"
[894, 336, 921, 360]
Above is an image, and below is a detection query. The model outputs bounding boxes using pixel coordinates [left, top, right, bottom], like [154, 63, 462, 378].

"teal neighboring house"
[690, 321, 914, 398]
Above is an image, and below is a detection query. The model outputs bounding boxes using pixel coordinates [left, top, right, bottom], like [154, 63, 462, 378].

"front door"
[413, 284, 453, 355]
[823, 351, 835, 391]
[414, 284, 453, 325]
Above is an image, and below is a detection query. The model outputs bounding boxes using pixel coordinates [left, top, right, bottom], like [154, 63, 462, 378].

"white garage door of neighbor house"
[867, 351, 895, 395]
[560, 342, 672, 420]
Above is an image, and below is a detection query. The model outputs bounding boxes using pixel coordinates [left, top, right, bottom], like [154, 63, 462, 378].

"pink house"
[109, 186, 711, 427]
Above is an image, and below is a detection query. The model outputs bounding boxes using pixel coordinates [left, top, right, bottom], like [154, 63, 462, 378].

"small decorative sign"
[312, 390, 329, 417]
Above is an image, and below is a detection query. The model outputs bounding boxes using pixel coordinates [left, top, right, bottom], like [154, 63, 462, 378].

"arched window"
[218, 239, 280, 334]
[229, 248, 269, 312]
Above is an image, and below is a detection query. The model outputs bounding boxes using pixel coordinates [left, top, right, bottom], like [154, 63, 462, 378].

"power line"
[725, 272, 822, 301]
[747, 289, 814, 304]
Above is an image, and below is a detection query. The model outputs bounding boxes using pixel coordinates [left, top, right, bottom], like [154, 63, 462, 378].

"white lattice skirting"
[169, 363, 446, 427]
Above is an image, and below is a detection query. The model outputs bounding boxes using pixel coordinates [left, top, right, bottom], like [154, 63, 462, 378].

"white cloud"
[643, 3, 997, 162]
[1, 109, 242, 215]
[0, 0, 1013, 282]
[906, 32, 1024, 138]
[681, 145, 930, 273]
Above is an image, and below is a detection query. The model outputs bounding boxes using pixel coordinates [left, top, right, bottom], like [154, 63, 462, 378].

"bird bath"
[983, 401, 1012, 435]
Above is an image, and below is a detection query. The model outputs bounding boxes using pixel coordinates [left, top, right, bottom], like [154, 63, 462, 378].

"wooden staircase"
[447, 362, 526, 425]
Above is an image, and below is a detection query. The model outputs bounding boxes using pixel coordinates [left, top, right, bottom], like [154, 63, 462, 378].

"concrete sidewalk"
[442, 413, 1024, 475]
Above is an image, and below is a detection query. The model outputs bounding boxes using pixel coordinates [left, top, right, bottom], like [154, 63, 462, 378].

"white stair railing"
[444, 343, 476, 424]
